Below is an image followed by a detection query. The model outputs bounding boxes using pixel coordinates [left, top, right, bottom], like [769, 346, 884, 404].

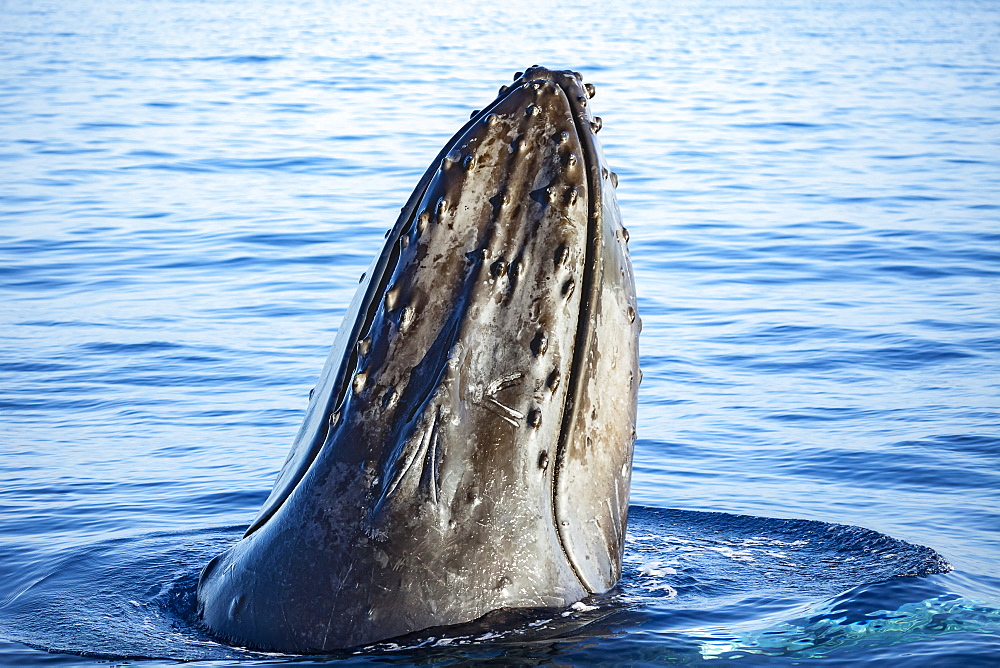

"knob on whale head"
[196, 66, 639, 652]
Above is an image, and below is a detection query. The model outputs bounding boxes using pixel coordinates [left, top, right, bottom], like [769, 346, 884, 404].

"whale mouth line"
[243, 71, 601, 540]
[545, 77, 603, 592]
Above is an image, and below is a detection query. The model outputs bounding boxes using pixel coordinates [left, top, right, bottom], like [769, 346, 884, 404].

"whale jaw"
[196, 66, 639, 652]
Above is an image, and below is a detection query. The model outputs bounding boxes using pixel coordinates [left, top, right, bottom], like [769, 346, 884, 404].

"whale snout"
[196, 66, 638, 652]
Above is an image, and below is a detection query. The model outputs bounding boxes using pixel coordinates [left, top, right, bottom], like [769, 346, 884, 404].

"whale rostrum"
[196, 66, 640, 652]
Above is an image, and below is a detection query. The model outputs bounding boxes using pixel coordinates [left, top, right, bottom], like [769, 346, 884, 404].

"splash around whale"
[195, 66, 639, 653]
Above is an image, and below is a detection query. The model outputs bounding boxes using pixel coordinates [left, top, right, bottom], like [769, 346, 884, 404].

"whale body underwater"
[196, 66, 640, 652]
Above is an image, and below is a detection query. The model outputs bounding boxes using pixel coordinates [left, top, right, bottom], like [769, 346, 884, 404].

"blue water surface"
[2, 0, 999, 665]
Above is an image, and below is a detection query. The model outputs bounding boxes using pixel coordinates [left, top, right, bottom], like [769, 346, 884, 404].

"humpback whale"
[196, 66, 640, 652]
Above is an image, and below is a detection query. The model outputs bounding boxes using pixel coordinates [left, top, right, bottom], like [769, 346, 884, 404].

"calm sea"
[2, 0, 998, 664]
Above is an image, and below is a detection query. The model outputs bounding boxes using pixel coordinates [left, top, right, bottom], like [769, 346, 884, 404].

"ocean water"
[2, 0, 998, 664]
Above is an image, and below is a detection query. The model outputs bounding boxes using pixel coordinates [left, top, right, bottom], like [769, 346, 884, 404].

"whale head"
[197, 66, 639, 652]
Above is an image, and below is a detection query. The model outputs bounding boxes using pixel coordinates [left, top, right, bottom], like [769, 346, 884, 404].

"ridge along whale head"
[196, 66, 640, 653]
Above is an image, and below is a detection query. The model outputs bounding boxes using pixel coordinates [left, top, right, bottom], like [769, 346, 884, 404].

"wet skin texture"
[196, 66, 640, 653]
